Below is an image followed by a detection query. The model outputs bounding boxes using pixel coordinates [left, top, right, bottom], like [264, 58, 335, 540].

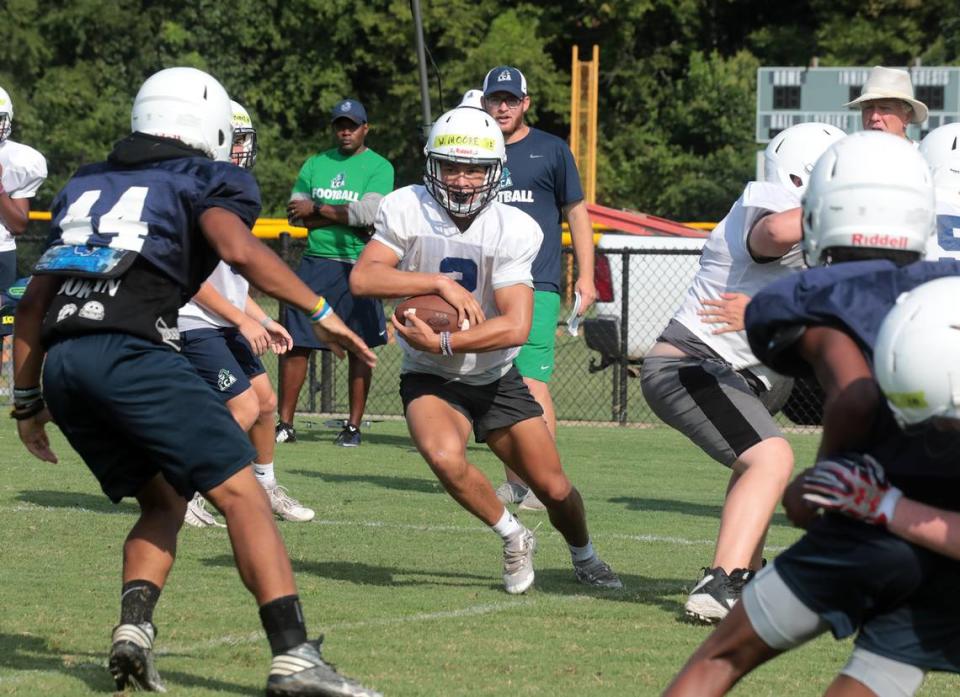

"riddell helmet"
[874, 277, 960, 427]
[763, 122, 845, 194]
[423, 107, 506, 218]
[230, 100, 257, 169]
[131, 67, 233, 161]
[0, 86, 12, 143]
[802, 131, 934, 267]
[920, 122, 960, 193]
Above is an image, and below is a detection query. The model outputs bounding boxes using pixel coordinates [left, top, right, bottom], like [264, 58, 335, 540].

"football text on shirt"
[498, 190, 534, 204]
[311, 187, 360, 202]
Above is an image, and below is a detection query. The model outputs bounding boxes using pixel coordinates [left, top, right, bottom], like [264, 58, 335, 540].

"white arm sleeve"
[347, 192, 384, 227]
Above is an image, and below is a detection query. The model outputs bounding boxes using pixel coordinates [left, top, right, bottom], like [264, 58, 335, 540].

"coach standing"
[482, 66, 595, 510]
[281, 99, 394, 446]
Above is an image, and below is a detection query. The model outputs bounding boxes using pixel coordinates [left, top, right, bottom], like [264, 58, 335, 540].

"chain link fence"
[7, 225, 823, 431]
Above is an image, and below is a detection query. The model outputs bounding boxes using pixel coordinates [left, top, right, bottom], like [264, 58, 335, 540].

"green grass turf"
[0, 422, 954, 695]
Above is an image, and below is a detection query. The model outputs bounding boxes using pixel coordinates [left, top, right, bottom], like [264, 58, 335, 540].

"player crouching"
[350, 107, 621, 594]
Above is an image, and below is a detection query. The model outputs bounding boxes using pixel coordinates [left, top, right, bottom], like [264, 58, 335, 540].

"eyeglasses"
[484, 95, 523, 109]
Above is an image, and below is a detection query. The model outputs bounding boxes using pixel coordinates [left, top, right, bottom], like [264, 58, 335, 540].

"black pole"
[618, 251, 630, 425]
[411, 0, 432, 142]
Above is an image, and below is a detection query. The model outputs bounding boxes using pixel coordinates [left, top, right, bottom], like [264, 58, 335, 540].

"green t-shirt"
[290, 147, 395, 260]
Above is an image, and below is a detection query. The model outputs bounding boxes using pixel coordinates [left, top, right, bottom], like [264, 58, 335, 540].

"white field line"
[5, 503, 787, 551]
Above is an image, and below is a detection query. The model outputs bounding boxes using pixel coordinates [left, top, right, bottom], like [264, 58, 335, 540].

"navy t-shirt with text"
[497, 128, 584, 292]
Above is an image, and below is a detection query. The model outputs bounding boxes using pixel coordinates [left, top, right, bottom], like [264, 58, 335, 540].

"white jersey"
[178, 261, 250, 331]
[373, 185, 542, 385]
[927, 188, 960, 261]
[672, 181, 802, 387]
[0, 139, 47, 252]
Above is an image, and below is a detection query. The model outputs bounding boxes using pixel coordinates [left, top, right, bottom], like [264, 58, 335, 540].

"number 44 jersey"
[39, 135, 261, 350]
[372, 184, 542, 385]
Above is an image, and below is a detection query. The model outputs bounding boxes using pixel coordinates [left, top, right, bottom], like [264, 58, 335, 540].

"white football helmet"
[131, 67, 233, 161]
[802, 131, 934, 267]
[0, 86, 12, 143]
[763, 122, 845, 194]
[423, 107, 506, 217]
[919, 122, 960, 193]
[230, 100, 257, 169]
[459, 89, 484, 110]
[874, 277, 960, 427]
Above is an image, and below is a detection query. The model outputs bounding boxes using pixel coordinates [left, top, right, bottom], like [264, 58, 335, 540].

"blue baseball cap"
[482, 66, 528, 99]
[330, 99, 367, 125]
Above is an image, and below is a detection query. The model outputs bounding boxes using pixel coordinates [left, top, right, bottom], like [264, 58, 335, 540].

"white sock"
[569, 540, 595, 563]
[491, 508, 523, 541]
[254, 462, 276, 489]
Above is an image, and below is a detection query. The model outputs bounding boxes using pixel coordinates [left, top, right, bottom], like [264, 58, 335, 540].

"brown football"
[393, 294, 461, 332]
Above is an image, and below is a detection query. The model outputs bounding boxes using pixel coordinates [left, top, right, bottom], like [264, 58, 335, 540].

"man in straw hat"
[845, 66, 928, 139]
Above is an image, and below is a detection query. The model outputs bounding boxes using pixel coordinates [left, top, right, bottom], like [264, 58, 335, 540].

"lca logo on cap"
[341, 101, 352, 111]
[497, 70, 511, 82]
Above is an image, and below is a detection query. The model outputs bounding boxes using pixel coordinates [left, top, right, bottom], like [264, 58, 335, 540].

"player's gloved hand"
[802, 453, 902, 526]
[391, 311, 439, 353]
[437, 276, 484, 330]
[312, 311, 377, 368]
[698, 292, 750, 334]
[17, 409, 58, 464]
[238, 316, 271, 356]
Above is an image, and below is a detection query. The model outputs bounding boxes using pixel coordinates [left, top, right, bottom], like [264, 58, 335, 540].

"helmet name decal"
[434, 134, 496, 151]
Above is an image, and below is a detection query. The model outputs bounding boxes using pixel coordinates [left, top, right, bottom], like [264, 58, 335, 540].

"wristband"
[878, 487, 903, 525]
[10, 399, 45, 421]
[313, 203, 321, 217]
[259, 316, 273, 328]
[308, 296, 332, 323]
[439, 331, 453, 356]
[13, 386, 42, 403]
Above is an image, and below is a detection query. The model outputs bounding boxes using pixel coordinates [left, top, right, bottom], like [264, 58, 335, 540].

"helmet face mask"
[230, 100, 257, 169]
[874, 277, 960, 429]
[801, 131, 935, 267]
[0, 86, 13, 143]
[423, 108, 506, 218]
[131, 67, 233, 161]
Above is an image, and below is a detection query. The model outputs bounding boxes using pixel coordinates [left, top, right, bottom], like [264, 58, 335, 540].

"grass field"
[1, 421, 955, 696]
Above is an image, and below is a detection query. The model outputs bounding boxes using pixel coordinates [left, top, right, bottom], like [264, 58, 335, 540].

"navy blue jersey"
[40, 135, 261, 349]
[497, 128, 583, 292]
[745, 259, 960, 503]
[745, 260, 960, 376]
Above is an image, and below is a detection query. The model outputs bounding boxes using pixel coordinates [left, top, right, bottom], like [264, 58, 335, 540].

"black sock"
[120, 580, 161, 626]
[259, 595, 307, 655]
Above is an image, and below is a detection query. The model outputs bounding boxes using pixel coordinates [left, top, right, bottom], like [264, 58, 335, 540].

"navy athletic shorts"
[775, 513, 960, 672]
[43, 333, 256, 502]
[282, 256, 387, 350]
[181, 327, 265, 401]
[399, 366, 544, 442]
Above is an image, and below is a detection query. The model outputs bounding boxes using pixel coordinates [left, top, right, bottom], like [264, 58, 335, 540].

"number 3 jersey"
[39, 134, 261, 350]
[372, 184, 542, 385]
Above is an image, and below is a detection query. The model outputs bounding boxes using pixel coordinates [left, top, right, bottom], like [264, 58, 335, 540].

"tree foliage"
[0, 0, 956, 219]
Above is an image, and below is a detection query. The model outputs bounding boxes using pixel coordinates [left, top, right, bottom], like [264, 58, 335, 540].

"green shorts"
[514, 290, 561, 383]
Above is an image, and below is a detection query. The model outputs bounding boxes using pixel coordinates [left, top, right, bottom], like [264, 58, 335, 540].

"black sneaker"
[276, 421, 297, 444]
[684, 566, 751, 624]
[108, 622, 166, 692]
[265, 637, 381, 697]
[334, 424, 361, 447]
